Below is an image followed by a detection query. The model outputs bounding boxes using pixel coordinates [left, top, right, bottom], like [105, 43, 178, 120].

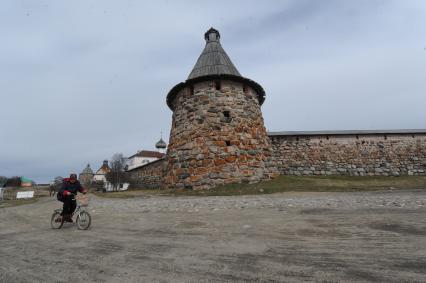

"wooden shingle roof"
[187, 28, 241, 79]
[166, 28, 266, 111]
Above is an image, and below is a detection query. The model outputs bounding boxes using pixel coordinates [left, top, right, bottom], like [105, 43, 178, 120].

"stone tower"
[79, 163, 94, 186]
[165, 28, 277, 190]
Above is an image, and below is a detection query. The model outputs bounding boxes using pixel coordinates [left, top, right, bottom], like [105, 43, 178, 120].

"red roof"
[95, 164, 111, 175]
[129, 150, 165, 159]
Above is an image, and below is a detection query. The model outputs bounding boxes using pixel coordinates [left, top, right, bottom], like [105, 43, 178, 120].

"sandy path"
[1, 190, 426, 282]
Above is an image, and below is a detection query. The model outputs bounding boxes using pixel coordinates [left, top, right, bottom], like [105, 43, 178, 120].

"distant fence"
[0, 186, 49, 200]
[16, 191, 35, 199]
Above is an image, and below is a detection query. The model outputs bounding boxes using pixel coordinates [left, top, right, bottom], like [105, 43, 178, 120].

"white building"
[93, 160, 111, 182]
[126, 150, 165, 171]
[104, 181, 129, 192]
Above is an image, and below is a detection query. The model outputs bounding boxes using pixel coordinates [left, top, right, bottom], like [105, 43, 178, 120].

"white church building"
[126, 137, 167, 171]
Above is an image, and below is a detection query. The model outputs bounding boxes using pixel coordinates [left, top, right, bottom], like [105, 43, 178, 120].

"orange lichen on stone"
[214, 159, 227, 166]
[225, 156, 237, 163]
[214, 141, 226, 147]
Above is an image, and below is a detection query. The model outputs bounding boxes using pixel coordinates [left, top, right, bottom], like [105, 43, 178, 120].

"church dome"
[81, 164, 94, 175]
[155, 138, 167, 149]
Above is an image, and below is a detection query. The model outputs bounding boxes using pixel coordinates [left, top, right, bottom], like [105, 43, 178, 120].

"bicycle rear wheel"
[51, 211, 64, 229]
[76, 211, 91, 230]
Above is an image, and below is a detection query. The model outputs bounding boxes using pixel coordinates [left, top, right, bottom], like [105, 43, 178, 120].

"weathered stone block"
[214, 159, 226, 166]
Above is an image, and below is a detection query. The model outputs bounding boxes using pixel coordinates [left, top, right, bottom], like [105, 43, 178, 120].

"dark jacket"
[57, 178, 85, 200]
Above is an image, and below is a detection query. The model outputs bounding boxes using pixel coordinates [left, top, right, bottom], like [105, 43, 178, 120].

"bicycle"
[51, 193, 91, 230]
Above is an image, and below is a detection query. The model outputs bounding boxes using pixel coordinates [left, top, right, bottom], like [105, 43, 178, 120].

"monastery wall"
[269, 132, 426, 176]
[128, 158, 167, 189]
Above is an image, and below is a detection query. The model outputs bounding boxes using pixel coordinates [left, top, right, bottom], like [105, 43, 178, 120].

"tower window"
[243, 84, 248, 93]
[225, 140, 231, 146]
[189, 85, 194, 95]
[223, 111, 231, 123]
[215, 81, 221, 91]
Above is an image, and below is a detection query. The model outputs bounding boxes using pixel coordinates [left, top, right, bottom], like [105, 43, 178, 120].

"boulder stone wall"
[128, 158, 167, 189]
[270, 133, 426, 176]
[164, 79, 278, 190]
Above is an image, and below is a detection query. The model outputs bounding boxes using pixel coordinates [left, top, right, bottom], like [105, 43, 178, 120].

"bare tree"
[54, 176, 63, 184]
[49, 176, 63, 196]
[5, 176, 21, 187]
[0, 176, 7, 187]
[106, 153, 128, 191]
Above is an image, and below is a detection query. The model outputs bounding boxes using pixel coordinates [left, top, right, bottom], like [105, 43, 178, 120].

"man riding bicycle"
[57, 173, 87, 222]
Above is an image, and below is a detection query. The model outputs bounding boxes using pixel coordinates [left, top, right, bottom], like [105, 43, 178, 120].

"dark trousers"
[60, 196, 76, 216]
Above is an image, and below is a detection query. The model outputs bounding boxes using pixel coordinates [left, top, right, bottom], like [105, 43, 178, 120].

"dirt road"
[1, 190, 426, 282]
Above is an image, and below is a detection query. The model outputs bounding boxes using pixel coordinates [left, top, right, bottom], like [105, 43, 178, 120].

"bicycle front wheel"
[76, 211, 91, 230]
[51, 211, 64, 229]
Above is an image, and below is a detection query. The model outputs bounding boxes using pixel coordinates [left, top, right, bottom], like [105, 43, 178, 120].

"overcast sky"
[1, 0, 425, 182]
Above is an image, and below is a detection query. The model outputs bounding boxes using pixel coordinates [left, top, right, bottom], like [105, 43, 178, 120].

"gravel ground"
[1, 189, 426, 282]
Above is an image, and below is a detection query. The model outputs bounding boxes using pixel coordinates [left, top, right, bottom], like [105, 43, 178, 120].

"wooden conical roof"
[187, 28, 241, 79]
[166, 28, 265, 110]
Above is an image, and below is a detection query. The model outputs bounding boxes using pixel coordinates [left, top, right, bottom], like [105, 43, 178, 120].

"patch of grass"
[92, 190, 161, 199]
[94, 176, 426, 198]
[187, 175, 426, 197]
[0, 198, 38, 208]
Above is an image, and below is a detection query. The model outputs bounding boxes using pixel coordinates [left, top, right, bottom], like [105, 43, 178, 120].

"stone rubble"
[92, 190, 426, 213]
